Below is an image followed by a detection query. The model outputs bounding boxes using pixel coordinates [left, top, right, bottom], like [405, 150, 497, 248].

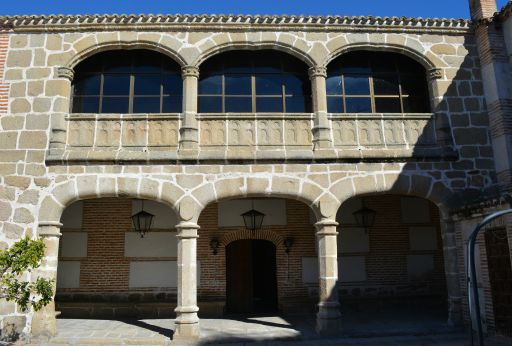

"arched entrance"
[226, 239, 278, 314]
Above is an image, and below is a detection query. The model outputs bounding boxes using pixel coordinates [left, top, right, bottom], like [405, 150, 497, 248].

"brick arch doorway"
[226, 239, 278, 314]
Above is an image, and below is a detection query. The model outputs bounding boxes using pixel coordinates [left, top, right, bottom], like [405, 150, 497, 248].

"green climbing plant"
[0, 237, 53, 311]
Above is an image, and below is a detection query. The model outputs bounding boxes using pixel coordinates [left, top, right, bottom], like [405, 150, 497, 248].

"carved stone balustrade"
[66, 114, 180, 150]
[331, 113, 437, 149]
[46, 112, 452, 164]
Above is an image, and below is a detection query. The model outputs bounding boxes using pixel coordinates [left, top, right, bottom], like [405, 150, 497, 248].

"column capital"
[38, 222, 63, 238]
[314, 219, 339, 236]
[56, 66, 74, 81]
[181, 65, 200, 79]
[308, 66, 327, 79]
[175, 221, 200, 238]
[428, 68, 443, 81]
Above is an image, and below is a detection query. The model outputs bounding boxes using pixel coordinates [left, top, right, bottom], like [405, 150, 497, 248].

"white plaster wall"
[125, 231, 177, 257]
[60, 232, 87, 257]
[132, 200, 177, 229]
[129, 261, 201, 288]
[338, 227, 369, 253]
[60, 201, 83, 229]
[407, 254, 435, 278]
[400, 197, 431, 223]
[409, 226, 438, 251]
[56, 261, 81, 288]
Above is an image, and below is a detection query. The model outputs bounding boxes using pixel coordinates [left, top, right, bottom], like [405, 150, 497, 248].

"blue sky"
[0, 0, 509, 18]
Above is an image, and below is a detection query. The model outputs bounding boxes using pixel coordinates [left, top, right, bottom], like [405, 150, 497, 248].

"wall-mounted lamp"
[352, 198, 376, 233]
[241, 200, 265, 231]
[284, 237, 294, 254]
[210, 238, 220, 255]
[131, 200, 155, 238]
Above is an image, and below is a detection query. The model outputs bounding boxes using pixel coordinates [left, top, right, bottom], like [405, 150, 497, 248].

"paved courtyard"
[23, 315, 512, 346]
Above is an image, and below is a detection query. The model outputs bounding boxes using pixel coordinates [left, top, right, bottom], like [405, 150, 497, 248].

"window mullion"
[252, 74, 256, 113]
[99, 73, 104, 113]
[128, 74, 135, 113]
[222, 74, 225, 113]
[369, 74, 375, 113]
[281, 73, 286, 113]
[160, 74, 164, 113]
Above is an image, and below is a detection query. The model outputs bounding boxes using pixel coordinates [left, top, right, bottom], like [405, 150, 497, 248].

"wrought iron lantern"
[353, 200, 376, 232]
[284, 237, 294, 254]
[241, 201, 265, 231]
[210, 238, 220, 255]
[131, 200, 154, 238]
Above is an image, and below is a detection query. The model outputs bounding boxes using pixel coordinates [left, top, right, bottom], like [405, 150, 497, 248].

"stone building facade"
[0, 0, 511, 341]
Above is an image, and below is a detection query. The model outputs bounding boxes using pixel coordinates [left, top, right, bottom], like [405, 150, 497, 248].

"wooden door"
[226, 240, 253, 313]
[226, 239, 278, 314]
[485, 228, 512, 336]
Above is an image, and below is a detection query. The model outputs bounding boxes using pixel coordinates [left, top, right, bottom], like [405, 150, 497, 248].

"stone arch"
[190, 175, 338, 222]
[66, 39, 186, 70]
[38, 176, 184, 226]
[323, 42, 444, 70]
[329, 173, 455, 215]
[193, 40, 316, 68]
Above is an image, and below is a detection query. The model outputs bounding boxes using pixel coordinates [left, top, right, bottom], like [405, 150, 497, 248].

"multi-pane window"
[72, 50, 182, 113]
[198, 50, 311, 113]
[326, 52, 430, 113]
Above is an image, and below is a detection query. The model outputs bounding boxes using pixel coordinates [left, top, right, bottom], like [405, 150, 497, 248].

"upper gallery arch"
[71, 49, 183, 114]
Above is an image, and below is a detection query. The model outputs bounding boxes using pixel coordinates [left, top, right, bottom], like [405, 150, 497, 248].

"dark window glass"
[103, 54, 131, 73]
[345, 98, 371, 113]
[375, 98, 401, 113]
[284, 74, 306, 95]
[225, 96, 252, 112]
[72, 50, 182, 113]
[73, 97, 99, 113]
[403, 97, 429, 113]
[162, 95, 183, 113]
[103, 75, 130, 95]
[256, 75, 282, 95]
[133, 55, 162, 73]
[198, 96, 222, 113]
[327, 96, 343, 113]
[198, 75, 222, 94]
[133, 97, 161, 113]
[327, 51, 430, 113]
[326, 75, 343, 95]
[134, 75, 161, 95]
[373, 74, 399, 95]
[225, 75, 251, 95]
[162, 74, 182, 95]
[102, 97, 129, 113]
[286, 96, 307, 113]
[344, 75, 370, 95]
[256, 97, 283, 112]
[74, 75, 101, 95]
[198, 50, 311, 113]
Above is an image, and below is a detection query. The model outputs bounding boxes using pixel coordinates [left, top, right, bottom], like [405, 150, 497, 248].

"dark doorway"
[485, 227, 512, 336]
[226, 239, 278, 314]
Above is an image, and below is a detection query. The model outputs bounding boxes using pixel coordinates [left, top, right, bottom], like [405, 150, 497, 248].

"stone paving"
[21, 316, 512, 346]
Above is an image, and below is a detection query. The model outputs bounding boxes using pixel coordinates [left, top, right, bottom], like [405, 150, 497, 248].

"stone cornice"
[0, 14, 471, 33]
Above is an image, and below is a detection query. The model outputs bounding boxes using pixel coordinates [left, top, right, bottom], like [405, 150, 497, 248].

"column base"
[174, 306, 200, 340]
[315, 302, 341, 334]
[30, 303, 58, 339]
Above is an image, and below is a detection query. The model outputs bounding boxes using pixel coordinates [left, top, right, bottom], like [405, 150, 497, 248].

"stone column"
[440, 215, 463, 326]
[309, 66, 333, 150]
[174, 221, 200, 340]
[179, 66, 200, 153]
[31, 222, 62, 339]
[315, 218, 341, 333]
[48, 67, 74, 157]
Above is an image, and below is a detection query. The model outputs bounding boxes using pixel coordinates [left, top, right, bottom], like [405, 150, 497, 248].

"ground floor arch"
[336, 193, 452, 324]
